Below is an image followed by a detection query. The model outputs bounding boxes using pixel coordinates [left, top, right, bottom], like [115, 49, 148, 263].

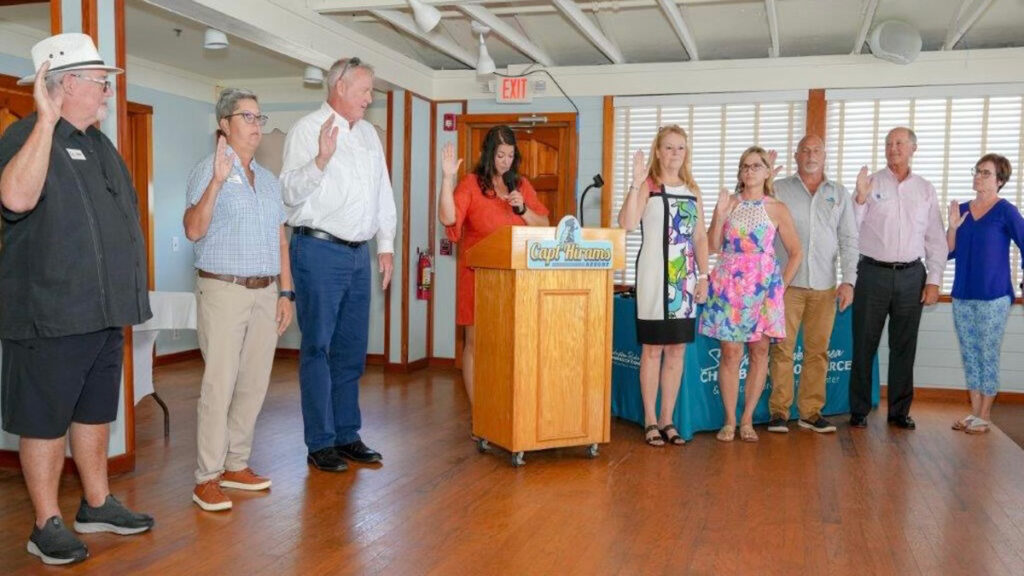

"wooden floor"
[2, 359, 1024, 575]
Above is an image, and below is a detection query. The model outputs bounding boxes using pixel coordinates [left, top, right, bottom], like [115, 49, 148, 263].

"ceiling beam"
[315, 1, 738, 18]
[370, 9, 475, 68]
[655, 0, 699, 61]
[142, 0, 435, 95]
[851, 0, 879, 54]
[458, 4, 555, 67]
[944, 0, 996, 50]
[550, 0, 624, 64]
[764, 0, 779, 57]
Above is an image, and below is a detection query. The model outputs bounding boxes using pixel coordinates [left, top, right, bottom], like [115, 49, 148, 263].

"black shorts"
[2, 328, 124, 439]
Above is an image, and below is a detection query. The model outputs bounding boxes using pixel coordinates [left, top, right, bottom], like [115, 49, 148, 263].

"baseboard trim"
[0, 451, 135, 476]
[384, 358, 430, 373]
[153, 349, 201, 366]
[156, 349, 389, 365]
[429, 358, 455, 368]
[881, 385, 1024, 404]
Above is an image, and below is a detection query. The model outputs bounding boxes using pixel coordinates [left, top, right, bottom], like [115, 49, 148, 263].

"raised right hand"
[316, 115, 339, 169]
[631, 149, 646, 188]
[212, 135, 233, 184]
[441, 142, 463, 178]
[714, 187, 733, 217]
[33, 61, 62, 128]
[947, 200, 965, 230]
[855, 166, 872, 203]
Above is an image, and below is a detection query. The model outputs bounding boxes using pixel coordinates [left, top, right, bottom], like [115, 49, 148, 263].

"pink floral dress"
[698, 198, 786, 342]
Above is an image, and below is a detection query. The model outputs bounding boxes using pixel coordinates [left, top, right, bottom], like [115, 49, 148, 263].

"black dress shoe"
[336, 440, 382, 464]
[888, 415, 916, 430]
[307, 447, 348, 472]
[850, 414, 868, 428]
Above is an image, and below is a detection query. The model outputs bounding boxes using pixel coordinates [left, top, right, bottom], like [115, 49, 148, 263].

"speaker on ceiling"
[868, 20, 922, 65]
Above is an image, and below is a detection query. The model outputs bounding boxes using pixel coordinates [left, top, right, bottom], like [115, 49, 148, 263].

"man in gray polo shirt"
[767, 134, 859, 434]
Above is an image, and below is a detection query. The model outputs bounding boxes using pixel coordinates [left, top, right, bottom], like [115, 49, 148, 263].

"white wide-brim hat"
[17, 33, 124, 86]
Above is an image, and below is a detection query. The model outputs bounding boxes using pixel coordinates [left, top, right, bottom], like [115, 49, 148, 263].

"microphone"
[504, 172, 526, 215]
[577, 174, 604, 227]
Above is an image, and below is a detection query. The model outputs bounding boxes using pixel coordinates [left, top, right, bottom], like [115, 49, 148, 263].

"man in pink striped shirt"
[848, 127, 947, 430]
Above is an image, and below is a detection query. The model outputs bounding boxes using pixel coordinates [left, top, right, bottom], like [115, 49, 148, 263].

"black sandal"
[660, 425, 686, 445]
[644, 425, 665, 447]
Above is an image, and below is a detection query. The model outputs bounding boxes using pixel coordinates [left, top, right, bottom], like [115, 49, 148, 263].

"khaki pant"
[768, 287, 836, 420]
[195, 277, 279, 484]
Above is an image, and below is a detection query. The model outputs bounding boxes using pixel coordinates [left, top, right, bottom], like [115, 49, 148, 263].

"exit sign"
[496, 77, 532, 104]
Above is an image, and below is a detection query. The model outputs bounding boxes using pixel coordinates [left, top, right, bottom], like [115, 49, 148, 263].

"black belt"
[293, 226, 366, 248]
[860, 256, 921, 270]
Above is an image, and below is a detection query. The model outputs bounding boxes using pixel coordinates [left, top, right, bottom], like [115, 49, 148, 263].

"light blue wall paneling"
[125, 85, 214, 354]
[431, 102, 463, 360]
[408, 95, 431, 362]
[0, 53, 33, 80]
[388, 91, 406, 363]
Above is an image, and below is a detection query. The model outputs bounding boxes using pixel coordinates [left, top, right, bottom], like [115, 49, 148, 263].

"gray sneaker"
[74, 495, 154, 535]
[27, 516, 89, 565]
[767, 415, 789, 433]
[799, 415, 838, 433]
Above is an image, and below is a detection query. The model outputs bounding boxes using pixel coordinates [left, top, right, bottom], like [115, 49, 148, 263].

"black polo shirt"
[0, 114, 151, 339]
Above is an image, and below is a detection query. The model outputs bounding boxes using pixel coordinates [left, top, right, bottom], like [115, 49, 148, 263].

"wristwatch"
[279, 290, 296, 301]
[513, 204, 527, 216]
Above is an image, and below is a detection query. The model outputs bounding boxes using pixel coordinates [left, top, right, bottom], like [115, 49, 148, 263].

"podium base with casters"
[466, 223, 625, 468]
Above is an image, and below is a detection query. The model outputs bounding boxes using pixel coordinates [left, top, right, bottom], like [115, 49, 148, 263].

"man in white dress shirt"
[280, 57, 396, 471]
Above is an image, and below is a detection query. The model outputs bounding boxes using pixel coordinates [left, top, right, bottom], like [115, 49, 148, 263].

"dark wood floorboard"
[2, 358, 1024, 575]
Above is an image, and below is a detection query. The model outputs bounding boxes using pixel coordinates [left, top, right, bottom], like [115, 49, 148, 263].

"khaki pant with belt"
[769, 287, 837, 420]
[195, 276, 279, 484]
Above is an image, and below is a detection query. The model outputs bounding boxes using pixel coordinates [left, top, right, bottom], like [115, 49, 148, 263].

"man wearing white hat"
[0, 33, 154, 565]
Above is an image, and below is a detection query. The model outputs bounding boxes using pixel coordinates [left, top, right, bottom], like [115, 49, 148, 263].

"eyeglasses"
[71, 74, 111, 92]
[740, 163, 765, 173]
[224, 111, 269, 126]
[971, 167, 995, 178]
[338, 57, 361, 81]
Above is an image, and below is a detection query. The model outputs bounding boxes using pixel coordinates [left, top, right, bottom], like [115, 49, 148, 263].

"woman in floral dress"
[699, 147, 802, 442]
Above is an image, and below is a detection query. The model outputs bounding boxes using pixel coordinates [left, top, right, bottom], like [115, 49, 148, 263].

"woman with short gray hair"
[183, 88, 294, 511]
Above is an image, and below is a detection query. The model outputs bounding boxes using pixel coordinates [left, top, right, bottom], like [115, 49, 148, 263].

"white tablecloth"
[132, 291, 197, 404]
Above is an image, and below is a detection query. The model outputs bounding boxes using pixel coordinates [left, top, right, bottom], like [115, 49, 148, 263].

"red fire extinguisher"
[417, 249, 433, 300]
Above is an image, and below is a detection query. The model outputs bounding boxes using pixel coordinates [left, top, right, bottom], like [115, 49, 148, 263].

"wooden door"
[0, 75, 35, 136]
[123, 102, 155, 289]
[461, 115, 577, 223]
[454, 113, 578, 369]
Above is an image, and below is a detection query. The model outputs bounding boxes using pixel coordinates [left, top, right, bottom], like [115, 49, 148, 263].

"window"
[826, 85, 1024, 293]
[610, 93, 807, 285]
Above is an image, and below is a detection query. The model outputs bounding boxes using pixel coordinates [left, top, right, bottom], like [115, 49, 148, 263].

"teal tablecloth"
[611, 295, 879, 440]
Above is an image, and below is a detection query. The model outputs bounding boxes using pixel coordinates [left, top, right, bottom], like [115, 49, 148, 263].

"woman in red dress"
[438, 126, 550, 404]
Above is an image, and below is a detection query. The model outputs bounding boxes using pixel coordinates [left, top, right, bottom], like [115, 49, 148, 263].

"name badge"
[67, 148, 86, 160]
[227, 174, 244, 185]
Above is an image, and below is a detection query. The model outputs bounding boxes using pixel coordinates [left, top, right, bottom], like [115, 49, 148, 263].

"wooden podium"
[466, 225, 625, 466]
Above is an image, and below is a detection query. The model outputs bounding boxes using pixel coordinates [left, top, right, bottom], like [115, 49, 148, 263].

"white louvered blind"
[826, 91, 1024, 293]
[611, 99, 806, 285]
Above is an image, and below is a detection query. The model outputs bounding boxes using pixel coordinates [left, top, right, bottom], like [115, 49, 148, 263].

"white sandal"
[964, 418, 991, 435]
[952, 414, 976, 431]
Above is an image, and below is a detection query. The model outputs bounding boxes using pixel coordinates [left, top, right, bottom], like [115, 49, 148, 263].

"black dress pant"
[849, 259, 926, 419]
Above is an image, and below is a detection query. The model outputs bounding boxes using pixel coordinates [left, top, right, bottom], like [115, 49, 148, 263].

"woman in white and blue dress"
[618, 125, 709, 446]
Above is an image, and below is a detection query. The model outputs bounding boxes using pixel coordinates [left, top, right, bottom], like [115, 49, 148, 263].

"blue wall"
[125, 86, 214, 354]
[0, 53, 33, 79]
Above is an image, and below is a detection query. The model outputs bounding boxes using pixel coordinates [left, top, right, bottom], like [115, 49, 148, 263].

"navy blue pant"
[291, 233, 371, 453]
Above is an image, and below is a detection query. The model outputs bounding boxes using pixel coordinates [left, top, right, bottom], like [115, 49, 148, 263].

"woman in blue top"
[946, 153, 1024, 434]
